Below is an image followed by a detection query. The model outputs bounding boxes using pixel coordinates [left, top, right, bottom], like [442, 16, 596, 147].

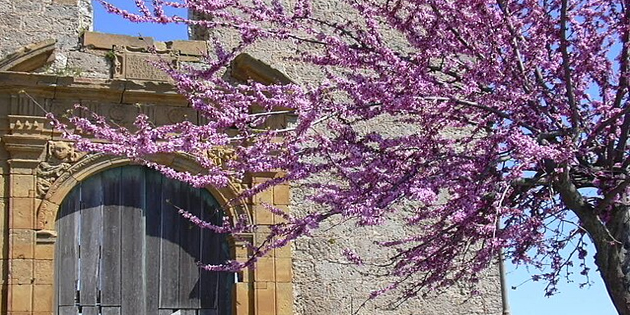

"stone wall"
[0, 0, 505, 313]
[0, 0, 92, 59]
[190, 2, 504, 314]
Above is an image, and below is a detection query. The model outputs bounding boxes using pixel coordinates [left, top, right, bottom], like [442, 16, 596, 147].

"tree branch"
[559, 0, 580, 137]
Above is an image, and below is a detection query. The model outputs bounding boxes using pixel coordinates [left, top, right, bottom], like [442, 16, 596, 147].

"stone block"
[12, 1, 43, 14]
[82, 32, 154, 50]
[34, 244, 54, 260]
[254, 257, 275, 282]
[275, 283, 293, 315]
[10, 176, 34, 198]
[9, 284, 32, 312]
[273, 185, 290, 205]
[253, 205, 273, 226]
[170, 40, 207, 56]
[10, 229, 34, 259]
[274, 244, 292, 258]
[32, 284, 53, 312]
[234, 282, 252, 315]
[33, 260, 52, 284]
[273, 205, 288, 224]
[234, 244, 249, 259]
[0, 197, 8, 235]
[253, 187, 273, 205]
[255, 283, 276, 315]
[9, 259, 33, 285]
[274, 258, 292, 282]
[53, 0, 77, 5]
[9, 198, 34, 229]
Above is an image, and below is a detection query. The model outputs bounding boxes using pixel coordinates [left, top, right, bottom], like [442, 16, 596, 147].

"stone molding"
[0, 39, 57, 72]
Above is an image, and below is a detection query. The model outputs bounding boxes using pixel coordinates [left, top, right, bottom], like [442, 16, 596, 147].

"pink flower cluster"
[59, 0, 630, 308]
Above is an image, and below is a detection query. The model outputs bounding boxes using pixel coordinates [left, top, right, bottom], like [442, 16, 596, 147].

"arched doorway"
[55, 166, 233, 315]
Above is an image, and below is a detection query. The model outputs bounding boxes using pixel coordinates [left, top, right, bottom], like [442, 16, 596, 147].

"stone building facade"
[0, 1, 502, 314]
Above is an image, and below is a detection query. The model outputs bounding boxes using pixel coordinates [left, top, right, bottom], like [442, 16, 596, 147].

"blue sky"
[93, 1, 618, 314]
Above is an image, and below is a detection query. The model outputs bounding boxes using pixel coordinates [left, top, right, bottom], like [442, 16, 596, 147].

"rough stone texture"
[290, 170, 502, 315]
[0, 0, 91, 60]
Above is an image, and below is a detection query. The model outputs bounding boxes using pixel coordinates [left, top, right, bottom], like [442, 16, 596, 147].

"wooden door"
[55, 166, 233, 315]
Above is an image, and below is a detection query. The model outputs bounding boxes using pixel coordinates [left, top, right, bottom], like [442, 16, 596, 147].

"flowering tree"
[61, 0, 630, 313]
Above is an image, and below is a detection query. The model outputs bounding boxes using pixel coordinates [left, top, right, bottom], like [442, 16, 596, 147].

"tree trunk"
[556, 173, 630, 315]
[591, 204, 630, 315]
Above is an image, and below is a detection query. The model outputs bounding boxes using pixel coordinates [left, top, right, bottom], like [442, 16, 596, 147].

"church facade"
[0, 1, 502, 314]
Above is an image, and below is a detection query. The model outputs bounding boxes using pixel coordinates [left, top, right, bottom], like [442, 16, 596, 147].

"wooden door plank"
[57, 305, 78, 315]
[179, 185, 202, 308]
[81, 306, 99, 315]
[56, 188, 80, 307]
[121, 166, 146, 315]
[102, 306, 122, 315]
[145, 169, 163, 315]
[78, 174, 104, 306]
[159, 178, 182, 308]
[200, 191, 223, 309]
[101, 167, 123, 306]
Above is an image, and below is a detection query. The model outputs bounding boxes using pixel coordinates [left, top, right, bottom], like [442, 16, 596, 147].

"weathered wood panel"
[81, 306, 99, 315]
[56, 188, 79, 307]
[146, 169, 163, 315]
[101, 307, 122, 315]
[79, 174, 103, 307]
[101, 167, 123, 306]
[57, 305, 78, 315]
[200, 192, 222, 310]
[121, 166, 146, 314]
[160, 178, 183, 308]
[179, 185, 202, 308]
[56, 166, 233, 315]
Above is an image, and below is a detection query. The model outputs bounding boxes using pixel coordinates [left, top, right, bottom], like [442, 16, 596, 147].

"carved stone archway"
[34, 142, 252, 234]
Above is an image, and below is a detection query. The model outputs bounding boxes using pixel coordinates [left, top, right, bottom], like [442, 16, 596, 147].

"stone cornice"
[0, 71, 187, 105]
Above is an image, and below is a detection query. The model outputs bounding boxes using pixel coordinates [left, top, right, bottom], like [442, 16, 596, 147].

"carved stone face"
[51, 142, 72, 160]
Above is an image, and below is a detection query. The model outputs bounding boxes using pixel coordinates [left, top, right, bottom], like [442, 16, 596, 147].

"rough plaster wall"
[190, 2, 503, 313]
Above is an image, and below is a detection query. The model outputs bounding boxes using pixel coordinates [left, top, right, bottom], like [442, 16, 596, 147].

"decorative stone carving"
[111, 46, 178, 82]
[49, 140, 85, 162]
[207, 146, 236, 167]
[36, 229, 57, 244]
[8, 115, 49, 134]
[108, 104, 127, 122]
[35, 141, 87, 198]
[168, 107, 188, 123]
[205, 147, 250, 194]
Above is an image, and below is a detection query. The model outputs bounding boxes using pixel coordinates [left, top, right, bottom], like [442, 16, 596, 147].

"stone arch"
[35, 151, 251, 234]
